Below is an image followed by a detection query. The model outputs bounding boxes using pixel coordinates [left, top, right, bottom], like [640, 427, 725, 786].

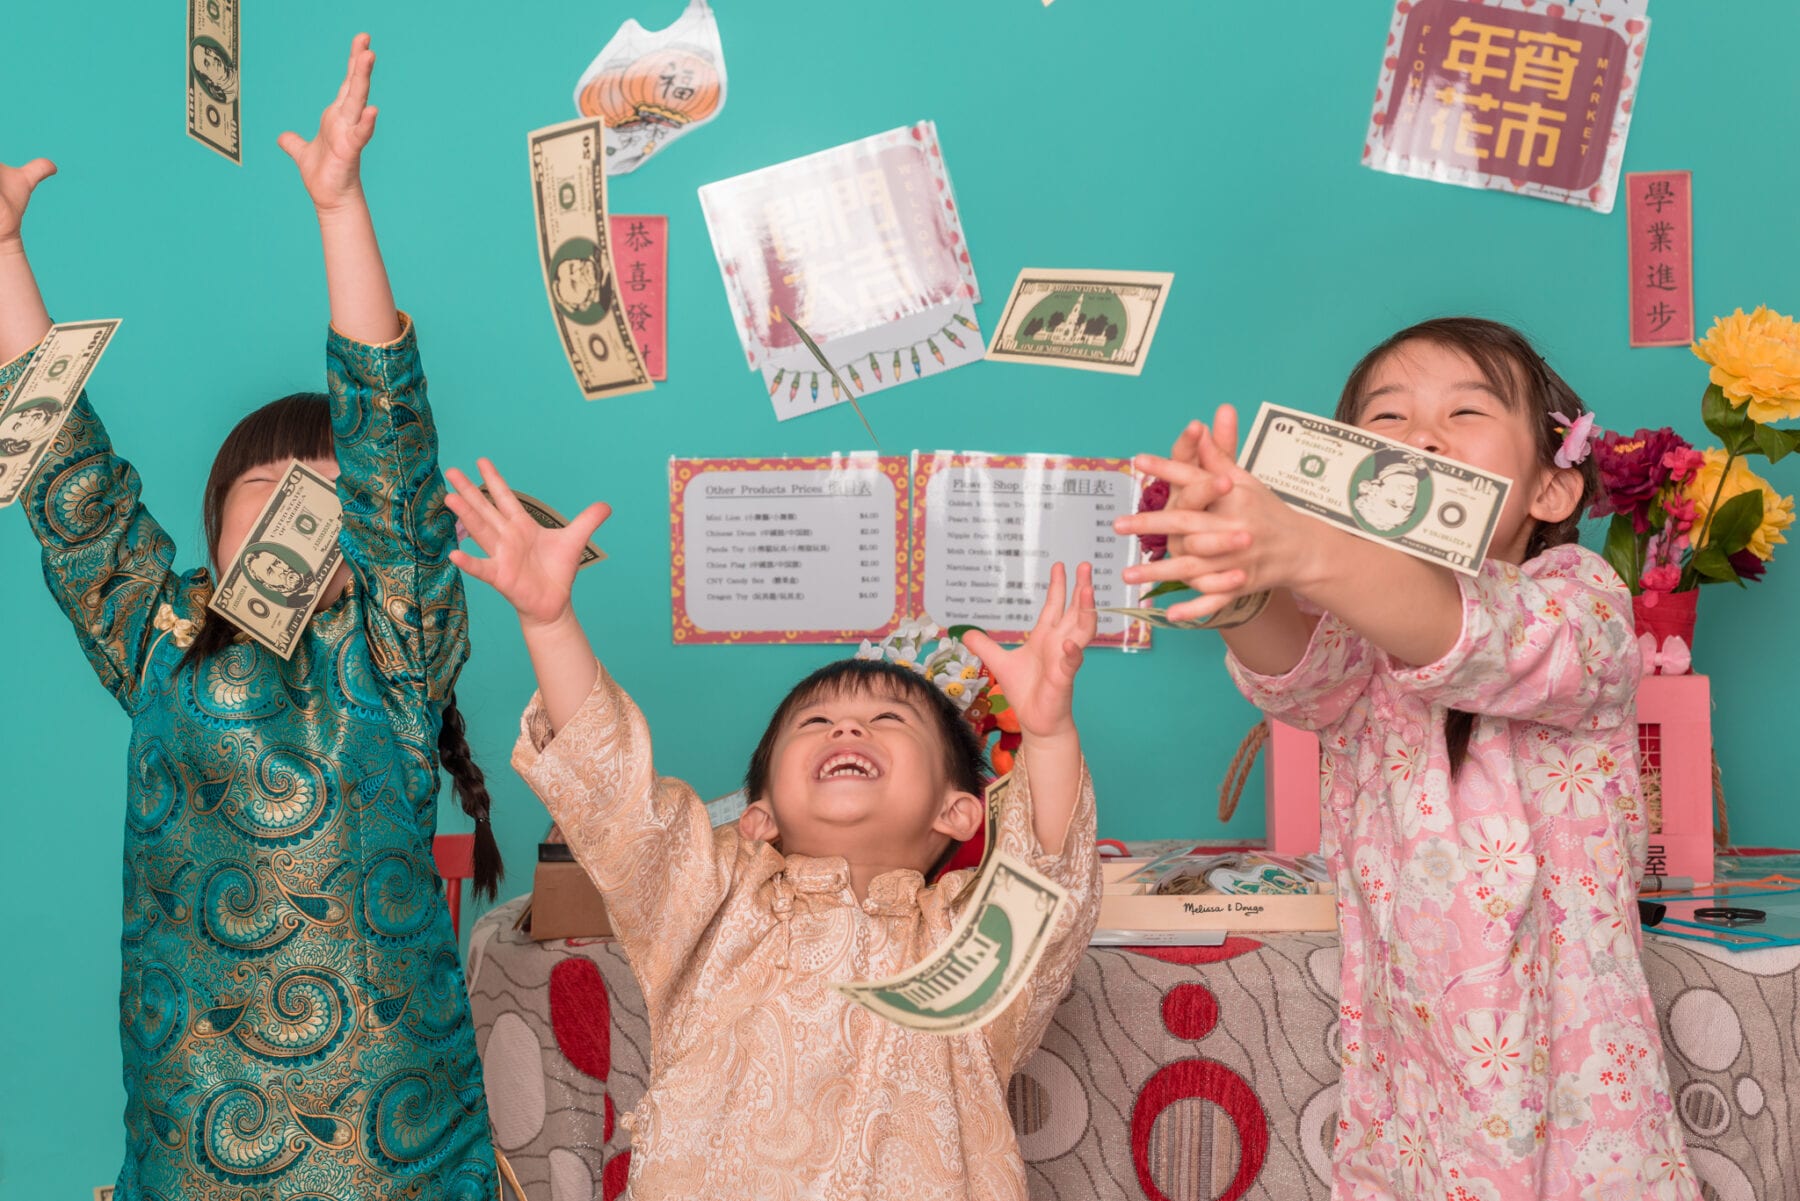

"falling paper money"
[835, 851, 1067, 1034]
[574, 0, 728, 176]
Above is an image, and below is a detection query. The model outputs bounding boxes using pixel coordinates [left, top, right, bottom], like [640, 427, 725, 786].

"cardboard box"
[527, 847, 612, 941]
[1098, 857, 1339, 933]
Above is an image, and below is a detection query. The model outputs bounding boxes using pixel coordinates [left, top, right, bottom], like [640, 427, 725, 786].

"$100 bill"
[0, 320, 122, 508]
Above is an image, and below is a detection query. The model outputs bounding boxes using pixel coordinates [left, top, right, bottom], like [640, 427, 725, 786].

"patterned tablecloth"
[467, 896, 1799, 1200]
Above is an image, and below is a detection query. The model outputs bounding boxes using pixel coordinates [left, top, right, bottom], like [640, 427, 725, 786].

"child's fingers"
[345, 43, 374, 115]
[1118, 506, 1245, 540]
[959, 627, 1004, 668]
[567, 500, 612, 542]
[1071, 565, 1098, 643]
[1196, 425, 1243, 477]
[1211, 404, 1241, 461]
[1132, 454, 1231, 507]
[475, 457, 532, 525]
[276, 131, 306, 163]
[19, 158, 56, 189]
[443, 491, 501, 551]
[448, 547, 496, 585]
[1036, 561, 1067, 633]
[1165, 586, 1248, 623]
[1169, 419, 1207, 467]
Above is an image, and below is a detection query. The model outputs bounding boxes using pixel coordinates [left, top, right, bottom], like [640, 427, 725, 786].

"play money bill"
[0, 319, 121, 508]
[1240, 403, 1511, 576]
[985, 269, 1173, 376]
[187, 0, 242, 163]
[209, 459, 344, 659]
[480, 486, 605, 569]
[835, 851, 1067, 1035]
[1103, 588, 1271, 632]
[528, 117, 652, 400]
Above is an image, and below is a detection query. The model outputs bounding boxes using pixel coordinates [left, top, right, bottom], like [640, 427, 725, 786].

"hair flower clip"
[1551, 410, 1596, 469]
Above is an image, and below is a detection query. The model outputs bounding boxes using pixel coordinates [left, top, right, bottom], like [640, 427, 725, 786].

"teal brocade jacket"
[1, 321, 495, 1200]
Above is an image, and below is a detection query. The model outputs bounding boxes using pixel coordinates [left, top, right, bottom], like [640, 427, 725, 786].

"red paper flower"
[1137, 478, 1172, 560]
[1590, 428, 1691, 532]
[1728, 548, 1768, 581]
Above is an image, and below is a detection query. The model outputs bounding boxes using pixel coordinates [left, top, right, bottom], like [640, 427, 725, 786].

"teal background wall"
[2, 1, 1796, 1194]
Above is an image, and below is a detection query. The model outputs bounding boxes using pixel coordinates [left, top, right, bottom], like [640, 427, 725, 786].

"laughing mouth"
[816, 753, 881, 781]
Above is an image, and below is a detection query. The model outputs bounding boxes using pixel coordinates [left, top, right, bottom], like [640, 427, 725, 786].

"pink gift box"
[1265, 675, 1715, 885]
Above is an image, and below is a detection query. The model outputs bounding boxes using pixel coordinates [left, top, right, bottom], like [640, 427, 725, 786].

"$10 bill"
[208, 460, 344, 659]
[1240, 403, 1511, 576]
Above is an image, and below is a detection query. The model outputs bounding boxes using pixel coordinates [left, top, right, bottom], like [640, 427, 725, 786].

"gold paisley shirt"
[2, 318, 495, 1200]
[512, 666, 1101, 1201]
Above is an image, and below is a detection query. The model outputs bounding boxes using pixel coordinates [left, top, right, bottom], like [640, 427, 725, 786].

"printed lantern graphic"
[580, 49, 722, 133]
[1363, 0, 1651, 213]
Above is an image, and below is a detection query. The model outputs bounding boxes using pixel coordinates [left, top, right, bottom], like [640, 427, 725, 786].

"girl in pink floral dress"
[1119, 318, 1699, 1200]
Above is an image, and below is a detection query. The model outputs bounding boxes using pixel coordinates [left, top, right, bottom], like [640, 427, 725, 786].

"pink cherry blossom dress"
[1229, 545, 1699, 1200]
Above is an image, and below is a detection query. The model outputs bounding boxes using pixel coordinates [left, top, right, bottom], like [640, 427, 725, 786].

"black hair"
[1338, 317, 1602, 777]
[181, 393, 502, 898]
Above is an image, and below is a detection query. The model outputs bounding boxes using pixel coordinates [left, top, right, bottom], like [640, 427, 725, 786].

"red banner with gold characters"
[1363, 0, 1651, 213]
[1626, 171, 1693, 348]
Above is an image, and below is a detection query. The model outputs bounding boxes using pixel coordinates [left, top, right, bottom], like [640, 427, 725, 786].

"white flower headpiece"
[852, 618, 989, 713]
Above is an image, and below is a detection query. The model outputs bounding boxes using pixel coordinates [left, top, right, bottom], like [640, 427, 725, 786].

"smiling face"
[1346, 338, 1582, 564]
[740, 667, 984, 879]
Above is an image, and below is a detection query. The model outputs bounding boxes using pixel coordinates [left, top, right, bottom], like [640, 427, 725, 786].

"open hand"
[0, 159, 56, 245]
[1116, 405, 1312, 622]
[278, 34, 379, 213]
[444, 459, 610, 628]
[960, 562, 1095, 741]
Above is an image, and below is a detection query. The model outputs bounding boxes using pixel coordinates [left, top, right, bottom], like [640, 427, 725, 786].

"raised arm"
[279, 34, 400, 345]
[281, 36, 463, 696]
[961, 561, 1096, 854]
[0, 159, 55, 360]
[443, 458, 610, 730]
[1119, 406, 1465, 672]
[2, 160, 183, 710]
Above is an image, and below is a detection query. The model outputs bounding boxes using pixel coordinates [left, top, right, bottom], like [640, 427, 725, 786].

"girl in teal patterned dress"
[0, 37, 498, 1199]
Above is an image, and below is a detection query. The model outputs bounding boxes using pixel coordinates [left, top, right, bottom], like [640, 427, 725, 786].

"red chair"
[433, 833, 475, 937]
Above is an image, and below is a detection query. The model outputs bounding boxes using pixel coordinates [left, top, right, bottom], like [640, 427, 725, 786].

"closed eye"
[798, 715, 829, 727]
[873, 711, 904, 722]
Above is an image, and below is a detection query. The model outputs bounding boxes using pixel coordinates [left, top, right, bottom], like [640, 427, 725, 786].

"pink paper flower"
[1136, 478, 1171, 560]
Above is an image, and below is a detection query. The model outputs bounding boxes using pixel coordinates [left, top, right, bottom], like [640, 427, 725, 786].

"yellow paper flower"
[1685, 448, 1795, 560]
[1692, 306, 1800, 423]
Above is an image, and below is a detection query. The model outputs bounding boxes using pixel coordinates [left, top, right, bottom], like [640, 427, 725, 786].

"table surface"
[467, 894, 1800, 1201]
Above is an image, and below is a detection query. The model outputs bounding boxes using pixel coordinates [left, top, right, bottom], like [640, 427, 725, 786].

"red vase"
[1631, 589, 1697, 673]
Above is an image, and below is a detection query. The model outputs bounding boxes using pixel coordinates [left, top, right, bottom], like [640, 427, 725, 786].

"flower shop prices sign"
[910, 453, 1150, 650]
[1363, 0, 1650, 213]
[670, 456, 910, 644]
[1626, 172, 1692, 348]
[699, 123, 984, 421]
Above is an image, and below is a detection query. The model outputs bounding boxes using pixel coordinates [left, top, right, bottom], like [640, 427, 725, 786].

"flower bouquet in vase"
[1590, 307, 1799, 674]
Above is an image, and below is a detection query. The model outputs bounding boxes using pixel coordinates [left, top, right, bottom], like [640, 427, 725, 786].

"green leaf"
[1141, 579, 1195, 600]
[1751, 421, 1800, 464]
[1702, 489, 1764, 556]
[1601, 514, 1640, 591]
[1689, 545, 1741, 583]
[1702, 384, 1758, 455]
